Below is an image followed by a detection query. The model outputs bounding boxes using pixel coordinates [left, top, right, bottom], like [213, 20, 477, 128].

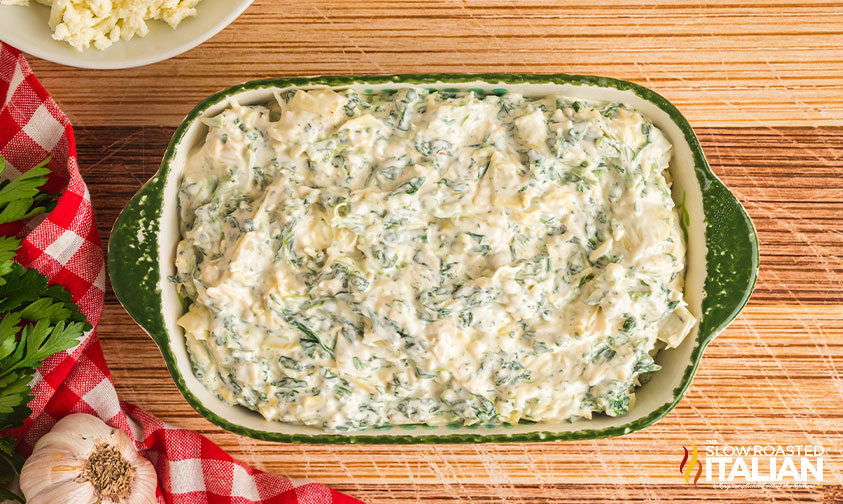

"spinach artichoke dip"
[173, 87, 697, 431]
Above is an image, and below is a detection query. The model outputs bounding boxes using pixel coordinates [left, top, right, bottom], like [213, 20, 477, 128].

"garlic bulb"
[19, 413, 157, 504]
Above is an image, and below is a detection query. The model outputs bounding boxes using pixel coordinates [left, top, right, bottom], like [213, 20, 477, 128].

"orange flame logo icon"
[680, 441, 702, 486]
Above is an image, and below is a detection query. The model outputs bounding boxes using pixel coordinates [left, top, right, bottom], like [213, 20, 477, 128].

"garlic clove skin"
[20, 414, 114, 499]
[36, 413, 116, 447]
[25, 478, 98, 504]
[46, 413, 114, 435]
[18, 449, 84, 498]
[28, 430, 100, 455]
[20, 413, 158, 504]
[108, 426, 158, 504]
[125, 460, 158, 504]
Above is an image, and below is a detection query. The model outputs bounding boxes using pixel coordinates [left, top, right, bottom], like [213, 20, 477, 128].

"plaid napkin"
[0, 42, 363, 504]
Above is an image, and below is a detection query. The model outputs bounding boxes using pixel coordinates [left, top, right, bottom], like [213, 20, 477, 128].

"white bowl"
[0, 0, 253, 69]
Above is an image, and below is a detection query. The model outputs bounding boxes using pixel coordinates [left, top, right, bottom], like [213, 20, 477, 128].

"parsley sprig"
[0, 156, 89, 502]
[0, 157, 58, 226]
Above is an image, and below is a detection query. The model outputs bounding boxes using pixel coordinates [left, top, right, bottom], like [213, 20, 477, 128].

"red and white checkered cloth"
[0, 42, 364, 504]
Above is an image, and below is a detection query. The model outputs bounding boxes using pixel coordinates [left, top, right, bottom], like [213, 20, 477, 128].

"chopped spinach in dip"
[173, 88, 697, 431]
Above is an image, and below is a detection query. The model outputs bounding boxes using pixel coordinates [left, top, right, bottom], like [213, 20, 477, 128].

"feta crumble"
[1, 0, 203, 51]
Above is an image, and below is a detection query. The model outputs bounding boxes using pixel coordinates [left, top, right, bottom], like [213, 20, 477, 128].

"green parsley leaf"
[0, 372, 30, 416]
[0, 156, 58, 225]
[0, 155, 90, 503]
[0, 313, 21, 361]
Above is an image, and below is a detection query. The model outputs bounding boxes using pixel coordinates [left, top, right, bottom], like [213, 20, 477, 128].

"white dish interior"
[158, 80, 707, 439]
[0, 0, 253, 69]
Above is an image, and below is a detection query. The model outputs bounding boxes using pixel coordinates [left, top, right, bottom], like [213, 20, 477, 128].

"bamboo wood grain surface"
[18, 1, 843, 502]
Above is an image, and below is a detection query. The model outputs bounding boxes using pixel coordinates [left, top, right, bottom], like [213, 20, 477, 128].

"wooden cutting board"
[24, 1, 843, 502]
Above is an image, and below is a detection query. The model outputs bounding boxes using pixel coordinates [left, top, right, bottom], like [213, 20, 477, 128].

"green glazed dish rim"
[108, 73, 759, 444]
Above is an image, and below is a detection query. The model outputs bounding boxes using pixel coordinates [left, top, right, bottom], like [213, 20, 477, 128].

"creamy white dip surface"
[173, 88, 696, 431]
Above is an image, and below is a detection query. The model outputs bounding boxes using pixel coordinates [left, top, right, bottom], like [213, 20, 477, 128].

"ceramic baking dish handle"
[696, 169, 759, 345]
[107, 174, 168, 347]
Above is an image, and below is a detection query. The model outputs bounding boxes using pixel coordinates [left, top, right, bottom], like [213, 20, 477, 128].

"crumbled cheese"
[1, 0, 203, 51]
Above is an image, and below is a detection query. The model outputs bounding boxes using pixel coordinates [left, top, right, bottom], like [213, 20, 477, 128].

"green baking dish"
[108, 74, 758, 443]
